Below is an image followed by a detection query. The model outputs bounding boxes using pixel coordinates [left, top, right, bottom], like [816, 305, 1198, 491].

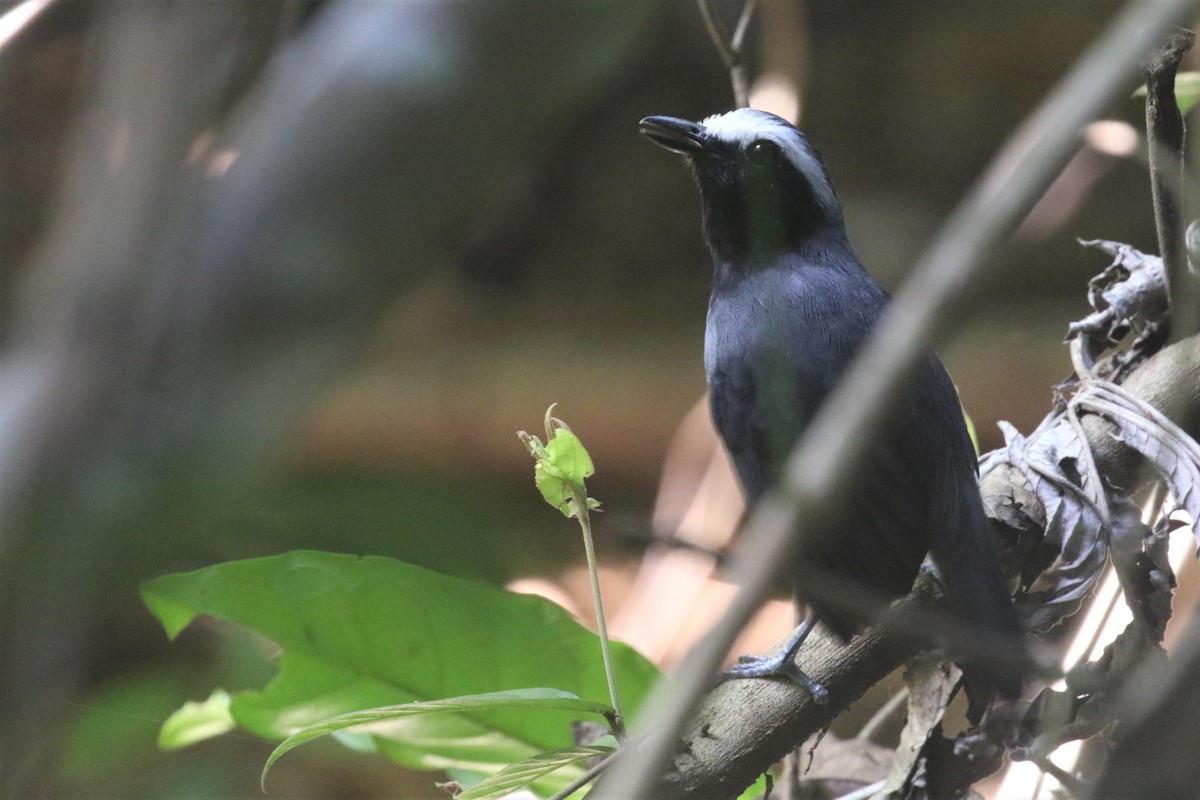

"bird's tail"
[931, 477, 1029, 707]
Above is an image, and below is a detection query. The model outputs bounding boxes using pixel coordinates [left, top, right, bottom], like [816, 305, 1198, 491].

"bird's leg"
[724, 613, 829, 704]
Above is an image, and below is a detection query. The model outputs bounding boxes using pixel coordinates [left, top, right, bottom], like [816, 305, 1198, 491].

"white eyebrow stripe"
[700, 109, 837, 210]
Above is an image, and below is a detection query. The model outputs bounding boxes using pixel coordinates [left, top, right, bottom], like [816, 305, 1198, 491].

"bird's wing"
[800, 354, 953, 632]
[708, 363, 772, 503]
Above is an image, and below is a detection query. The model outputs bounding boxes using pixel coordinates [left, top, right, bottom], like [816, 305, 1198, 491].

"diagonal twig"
[546, 753, 614, 800]
[696, 0, 759, 108]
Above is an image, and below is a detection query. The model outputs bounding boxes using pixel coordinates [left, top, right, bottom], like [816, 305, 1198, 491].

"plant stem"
[574, 487, 625, 737]
[695, 0, 758, 108]
[546, 752, 615, 800]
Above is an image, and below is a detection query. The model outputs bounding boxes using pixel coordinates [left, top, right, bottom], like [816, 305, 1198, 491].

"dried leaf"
[983, 422, 1108, 631]
[870, 658, 960, 799]
[1073, 380, 1200, 540]
[1067, 240, 1169, 346]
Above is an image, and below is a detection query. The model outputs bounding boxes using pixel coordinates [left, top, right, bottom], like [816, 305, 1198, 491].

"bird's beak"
[639, 116, 707, 155]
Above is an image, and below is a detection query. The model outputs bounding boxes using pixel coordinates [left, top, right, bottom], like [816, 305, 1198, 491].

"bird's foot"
[724, 653, 830, 704]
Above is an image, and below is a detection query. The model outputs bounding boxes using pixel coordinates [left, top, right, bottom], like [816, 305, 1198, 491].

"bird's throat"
[699, 181, 845, 275]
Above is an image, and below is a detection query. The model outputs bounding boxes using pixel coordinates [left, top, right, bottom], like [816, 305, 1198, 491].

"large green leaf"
[142, 551, 660, 787]
[455, 744, 614, 800]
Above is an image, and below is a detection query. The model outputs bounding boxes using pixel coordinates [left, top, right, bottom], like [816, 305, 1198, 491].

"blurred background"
[0, 0, 1184, 797]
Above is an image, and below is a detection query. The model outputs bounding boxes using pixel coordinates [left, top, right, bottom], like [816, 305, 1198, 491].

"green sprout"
[518, 405, 623, 736]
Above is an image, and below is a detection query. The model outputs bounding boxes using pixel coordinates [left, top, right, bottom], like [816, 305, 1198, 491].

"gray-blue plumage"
[640, 109, 1022, 697]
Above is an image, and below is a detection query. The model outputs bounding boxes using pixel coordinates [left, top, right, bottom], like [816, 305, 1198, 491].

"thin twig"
[696, 0, 736, 68]
[695, 0, 759, 107]
[1143, 28, 1195, 338]
[545, 753, 614, 800]
[590, 2, 1200, 798]
[1029, 769, 1047, 800]
[729, 0, 759, 106]
[574, 484, 625, 736]
[1029, 754, 1089, 797]
[856, 687, 909, 742]
[731, 0, 759, 52]
[832, 779, 886, 800]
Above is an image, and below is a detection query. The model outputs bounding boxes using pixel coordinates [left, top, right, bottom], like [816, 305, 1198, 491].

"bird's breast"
[705, 267, 858, 377]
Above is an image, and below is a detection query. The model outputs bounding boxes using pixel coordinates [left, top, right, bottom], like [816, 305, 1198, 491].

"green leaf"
[262, 689, 612, 786]
[1133, 71, 1200, 115]
[543, 428, 594, 488]
[141, 592, 198, 640]
[521, 411, 599, 517]
[1177, 71, 1200, 115]
[158, 689, 235, 750]
[736, 772, 770, 800]
[142, 552, 660, 791]
[534, 460, 575, 515]
[963, 408, 979, 458]
[455, 744, 614, 800]
[58, 670, 193, 782]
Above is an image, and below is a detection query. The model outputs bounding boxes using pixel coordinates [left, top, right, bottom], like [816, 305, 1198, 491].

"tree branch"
[591, 1, 1200, 797]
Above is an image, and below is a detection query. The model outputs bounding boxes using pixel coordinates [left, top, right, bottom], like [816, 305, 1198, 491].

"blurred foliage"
[58, 669, 196, 783]
[44, 467, 582, 796]
[116, 468, 566, 585]
[159, 689, 235, 750]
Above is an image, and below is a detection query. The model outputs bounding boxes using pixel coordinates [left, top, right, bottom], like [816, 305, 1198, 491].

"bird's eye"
[745, 139, 780, 166]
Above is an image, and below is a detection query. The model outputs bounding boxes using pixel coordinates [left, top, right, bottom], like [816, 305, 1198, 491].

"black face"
[695, 134, 834, 266]
[639, 115, 842, 268]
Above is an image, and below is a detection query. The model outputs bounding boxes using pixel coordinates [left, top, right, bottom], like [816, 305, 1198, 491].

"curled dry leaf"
[1073, 380, 1200, 533]
[981, 422, 1108, 632]
[980, 374, 1199, 635]
[1067, 240, 1169, 347]
[974, 233, 1200, 776]
[980, 369, 1200, 768]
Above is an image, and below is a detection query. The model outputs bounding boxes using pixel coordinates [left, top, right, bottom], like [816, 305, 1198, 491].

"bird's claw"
[724, 654, 830, 705]
[781, 661, 830, 704]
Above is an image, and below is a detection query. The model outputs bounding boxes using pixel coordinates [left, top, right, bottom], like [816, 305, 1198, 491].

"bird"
[638, 108, 1024, 703]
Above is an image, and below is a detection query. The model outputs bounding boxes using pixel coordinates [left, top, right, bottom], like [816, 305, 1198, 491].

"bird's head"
[639, 109, 849, 268]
